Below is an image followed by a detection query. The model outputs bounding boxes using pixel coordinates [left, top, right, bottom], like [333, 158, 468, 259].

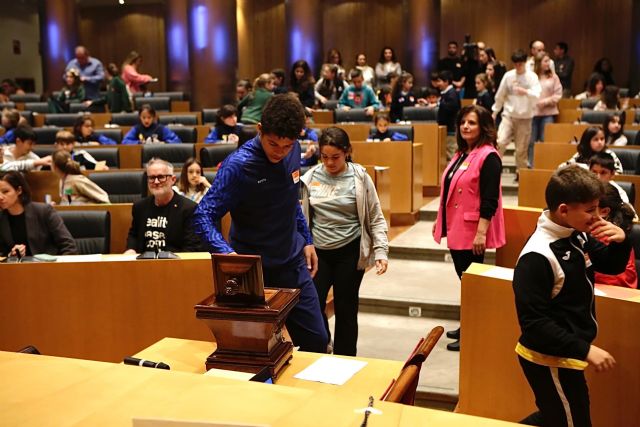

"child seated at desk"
[299, 110, 319, 167]
[51, 150, 110, 205]
[594, 183, 637, 289]
[560, 126, 622, 174]
[54, 130, 108, 171]
[603, 113, 627, 146]
[73, 116, 117, 146]
[204, 104, 242, 144]
[173, 158, 210, 203]
[589, 152, 634, 208]
[0, 108, 21, 145]
[367, 114, 408, 142]
[122, 104, 181, 144]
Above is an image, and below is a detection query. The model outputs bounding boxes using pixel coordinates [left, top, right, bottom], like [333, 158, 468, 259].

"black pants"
[449, 249, 485, 280]
[314, 237, 365, 356]
[263, 252, 328, 353]
[518, 356, 592, 427]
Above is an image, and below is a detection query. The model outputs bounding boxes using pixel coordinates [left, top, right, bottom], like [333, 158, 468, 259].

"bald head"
[75, 46, 89, 65]
[531, 40, 545, 57]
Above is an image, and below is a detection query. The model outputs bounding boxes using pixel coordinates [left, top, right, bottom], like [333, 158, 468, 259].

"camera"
[462, 34, 478, 62]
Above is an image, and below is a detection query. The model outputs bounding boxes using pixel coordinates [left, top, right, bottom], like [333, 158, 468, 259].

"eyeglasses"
[147, 174, 172, 183]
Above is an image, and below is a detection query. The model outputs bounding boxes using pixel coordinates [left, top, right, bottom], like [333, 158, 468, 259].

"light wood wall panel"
[78, 4, 167, 92]
[440, 0, 633, 95]
[321, 0, 404, 78]
[236, 0, 286, 82]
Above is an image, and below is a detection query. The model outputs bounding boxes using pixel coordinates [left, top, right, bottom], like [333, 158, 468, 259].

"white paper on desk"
[293, 356, 367, 385]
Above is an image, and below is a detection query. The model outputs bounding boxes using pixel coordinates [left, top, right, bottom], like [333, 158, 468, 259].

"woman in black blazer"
[0, 171, 77, 257]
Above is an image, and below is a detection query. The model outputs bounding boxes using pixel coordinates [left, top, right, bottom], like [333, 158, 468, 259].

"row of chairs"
[33, 143, 238, 170]
[333, 107, 438, 123]
[578, 109, 640, 126]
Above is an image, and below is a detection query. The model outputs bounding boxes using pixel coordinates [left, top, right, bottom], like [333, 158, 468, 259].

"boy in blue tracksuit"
[193, 94, 328, 353]
[513, 165, 629, 426]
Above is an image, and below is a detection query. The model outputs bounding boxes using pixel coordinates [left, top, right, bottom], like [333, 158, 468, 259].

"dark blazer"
[126, 192, 203, 253]
[0, 202, 78, 257]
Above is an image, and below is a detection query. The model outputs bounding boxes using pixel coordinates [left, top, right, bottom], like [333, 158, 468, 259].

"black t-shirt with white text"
[143, 203, 172, 251]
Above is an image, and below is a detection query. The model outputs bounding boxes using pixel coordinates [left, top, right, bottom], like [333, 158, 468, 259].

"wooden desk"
[558, 99, 580, 110]
[0, 254, 215, 361]
[544, 123, 589, 142]
[520, 168, 640, 212]
[311, 110, 334, 124]
[0, 350, 519, 426]
[532, 142, 576, 170]
[556, 109, 581, 123]
[457, 264, 640, 426]
[365, 165, 391, 227]
[495, 206, 541, 268]
[351, 141, 422, 224]
[413, 123, 446, 190]
[134, 337, 404, 397]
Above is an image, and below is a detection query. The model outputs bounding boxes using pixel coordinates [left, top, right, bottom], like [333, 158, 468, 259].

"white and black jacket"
[513, 211, 630, 368]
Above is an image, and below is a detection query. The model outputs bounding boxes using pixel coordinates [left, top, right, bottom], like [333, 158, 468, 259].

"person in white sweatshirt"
[492, 49, 541, 179]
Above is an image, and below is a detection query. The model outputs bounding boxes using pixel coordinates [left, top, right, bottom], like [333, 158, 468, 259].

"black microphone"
[123, 356, 170, 370]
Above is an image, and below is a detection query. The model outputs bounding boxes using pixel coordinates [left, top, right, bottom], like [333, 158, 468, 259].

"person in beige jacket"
[301, 126, 388, 356]
[52, 150, 110, 205]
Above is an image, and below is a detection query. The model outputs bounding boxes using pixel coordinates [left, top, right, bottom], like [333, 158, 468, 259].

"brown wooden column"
[165, 0, 191, 94]
[188, 0, 238, 110]
[285, 0, 322, 73]
[39, 0, 78, 94]
[406, 0, 440, 87]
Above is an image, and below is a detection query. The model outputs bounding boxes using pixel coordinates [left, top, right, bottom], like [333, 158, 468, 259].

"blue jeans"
[528, 115, 556, 168]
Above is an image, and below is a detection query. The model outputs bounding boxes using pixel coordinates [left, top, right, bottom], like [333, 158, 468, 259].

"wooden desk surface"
[0, 350, 519, 426]
[133, 337, 404, 398]
[458, 264, 640, 425]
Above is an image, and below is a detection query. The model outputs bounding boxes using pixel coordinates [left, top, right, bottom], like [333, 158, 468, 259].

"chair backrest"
[619, 88, 629, 98]
[167, 125, 197, 143]
[110, 112, 140, 126]
[202, 108, 219, 125]
[69, 102, 89, 113]
[45, 113, 82, 127]
[611, 148, 640, 174]
[19, 111, 34, 126]
[635, 110, 640, 125]
[88, 171, 145, 203]
[0, 101, 16, 109]
[324, 100, 339, 111]
[141, 143, 195, 168]
[154, 91, 185, 101]
[24, 102, 49, 114]
[199, 143, 238, 167]
[579, 98, 599, 109]
[239, 125, 258, 146]
[58, 210, 111, 254]
[10, 93, 41, 103]
[382, 326, 444, 405]
[615, 181, 635, 205]
[623, 130, 640, 146]
[94, 128, 123, 144]
[158, 114, 198, 126]
[402, 106, 438, 122]
[334, 108, 372, 123]
[175, 170, 217, 185]
[368, 125, 414, 141]
[84, 147, 119, 168]
[31, 145, 56, 158]
[33, 127, 63, 145]
[136, 96, 171, 112]
[581, 110, 616, 125]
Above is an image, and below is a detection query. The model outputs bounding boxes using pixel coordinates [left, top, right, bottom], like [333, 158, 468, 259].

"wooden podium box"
[195, 288, 300, 378]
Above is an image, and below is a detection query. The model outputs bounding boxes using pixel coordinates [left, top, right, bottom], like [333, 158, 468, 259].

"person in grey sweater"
[301, 127, 388, 356]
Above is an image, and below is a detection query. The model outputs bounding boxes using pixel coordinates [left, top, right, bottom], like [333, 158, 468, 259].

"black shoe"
[446, 328, 460, 340]
[446, 339, 460, 351]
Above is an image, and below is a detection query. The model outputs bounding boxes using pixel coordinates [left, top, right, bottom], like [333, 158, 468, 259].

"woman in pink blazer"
[121, 50, 156, 94]
[433, 104, 506, 351]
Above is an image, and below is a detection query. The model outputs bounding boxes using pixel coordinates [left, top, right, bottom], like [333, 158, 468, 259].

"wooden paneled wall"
[77, 3, 167, 92]
[236, 0, 286, 81]
[321, 0, 405, 77]
[440, 0, 633, 94]
[72, 0, 636, 99]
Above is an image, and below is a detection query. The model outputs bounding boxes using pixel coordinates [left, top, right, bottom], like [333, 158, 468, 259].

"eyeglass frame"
[147, 174, 174, 183]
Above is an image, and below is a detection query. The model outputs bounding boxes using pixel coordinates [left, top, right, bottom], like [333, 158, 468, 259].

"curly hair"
[260, 94, 305, 140]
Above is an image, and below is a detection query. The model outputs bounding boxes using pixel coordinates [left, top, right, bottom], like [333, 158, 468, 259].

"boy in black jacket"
[432, 70, 461, 160]
[513, 165, 629, 427]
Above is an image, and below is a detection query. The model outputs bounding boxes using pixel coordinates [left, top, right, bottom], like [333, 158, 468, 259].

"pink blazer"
[122, 64, 152, 94]
[433, 144, 505, 250]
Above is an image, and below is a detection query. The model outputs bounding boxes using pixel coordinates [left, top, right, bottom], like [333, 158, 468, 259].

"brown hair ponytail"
[53, 150, 82, 175]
